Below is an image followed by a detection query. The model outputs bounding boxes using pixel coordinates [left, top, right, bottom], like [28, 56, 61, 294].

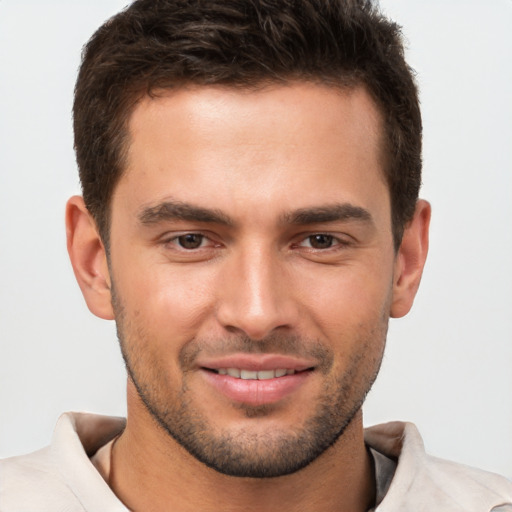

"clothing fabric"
[364, 421, 512, 512]
[1, 412, 511, 511]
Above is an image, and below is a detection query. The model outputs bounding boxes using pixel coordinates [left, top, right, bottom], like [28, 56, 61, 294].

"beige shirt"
[1, 412, 511, 511]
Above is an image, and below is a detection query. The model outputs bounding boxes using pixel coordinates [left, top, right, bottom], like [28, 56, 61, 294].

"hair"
[74, 0, 422, 250]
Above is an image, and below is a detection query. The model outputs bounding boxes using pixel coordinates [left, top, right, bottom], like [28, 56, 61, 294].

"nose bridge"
[216, 240, 296, 339]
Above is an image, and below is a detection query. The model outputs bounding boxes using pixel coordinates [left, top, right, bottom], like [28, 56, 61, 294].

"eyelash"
[163, 232, 218, 250]
[295, 234, 348, 250]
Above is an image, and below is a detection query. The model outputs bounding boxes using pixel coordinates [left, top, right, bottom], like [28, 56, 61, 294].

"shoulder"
[365, 421, 512, 512]
[0, 412, 126, 512]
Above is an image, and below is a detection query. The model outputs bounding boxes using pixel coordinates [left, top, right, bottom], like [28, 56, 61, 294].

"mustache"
[179, 333, 333, 371]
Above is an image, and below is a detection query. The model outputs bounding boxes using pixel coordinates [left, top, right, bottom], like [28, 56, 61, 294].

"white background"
[1, 1, 511, 477]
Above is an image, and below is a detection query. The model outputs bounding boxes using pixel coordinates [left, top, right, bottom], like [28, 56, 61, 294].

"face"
[108, 83, 397, 477]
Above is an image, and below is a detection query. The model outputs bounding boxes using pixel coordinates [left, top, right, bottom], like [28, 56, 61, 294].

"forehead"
[114, 82, 389, 224]
[128, 82, 384, 157]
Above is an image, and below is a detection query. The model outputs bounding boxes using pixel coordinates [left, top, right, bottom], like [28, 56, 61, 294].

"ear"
[66, 196, 114, 320]
[390, 199, 431, 318]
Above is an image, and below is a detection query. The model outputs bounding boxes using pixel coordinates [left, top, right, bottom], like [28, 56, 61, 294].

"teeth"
[227, 368, 241, 378]
[240, 370, 258, 380]
[217, 368, 295, 380]
[256, 370, 275, 380]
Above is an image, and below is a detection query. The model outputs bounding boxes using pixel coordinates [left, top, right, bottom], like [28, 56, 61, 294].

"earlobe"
[66, 196, 114, 320]
[390, 199, 431, 318]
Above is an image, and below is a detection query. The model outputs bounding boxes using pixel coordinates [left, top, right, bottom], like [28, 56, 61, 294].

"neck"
[110, 387, 375, 512]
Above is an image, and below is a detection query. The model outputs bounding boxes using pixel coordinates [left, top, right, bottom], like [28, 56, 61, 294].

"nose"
[215, 243, 299, 340]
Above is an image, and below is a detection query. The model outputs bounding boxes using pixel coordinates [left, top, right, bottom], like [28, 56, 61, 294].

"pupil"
[179, 234, 203, 249]
[310, 234, 333, 249]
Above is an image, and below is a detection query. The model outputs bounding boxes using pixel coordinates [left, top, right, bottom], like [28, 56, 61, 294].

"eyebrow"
[138, 199, 373, 228]
[282, 203, 374, 226]
[138, 200, 233, 226]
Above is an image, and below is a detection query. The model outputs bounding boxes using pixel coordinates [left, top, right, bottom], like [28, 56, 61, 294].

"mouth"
[206, 368, 308, 379]
[198, 356, 316, 406]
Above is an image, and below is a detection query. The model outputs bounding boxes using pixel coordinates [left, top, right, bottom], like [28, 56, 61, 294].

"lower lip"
[200, 369, 312, 406]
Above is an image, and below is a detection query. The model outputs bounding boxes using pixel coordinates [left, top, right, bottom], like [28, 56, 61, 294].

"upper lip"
[197, 353, 316, 372]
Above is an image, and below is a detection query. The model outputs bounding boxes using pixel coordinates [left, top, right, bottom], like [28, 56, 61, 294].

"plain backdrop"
[1, 0, 511, 478]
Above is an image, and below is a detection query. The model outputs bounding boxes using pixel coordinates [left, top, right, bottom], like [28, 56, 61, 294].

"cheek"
[315, 278, 390, 382]
[300, 263, 394, 332]
[114, 259, 218, 338]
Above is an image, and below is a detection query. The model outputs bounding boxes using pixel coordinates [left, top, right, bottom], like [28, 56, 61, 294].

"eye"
[159, 231, 222, 262]
[175, 233, 207, 249]
[300, 234, 337, 249]
[162, 233, 213, 250]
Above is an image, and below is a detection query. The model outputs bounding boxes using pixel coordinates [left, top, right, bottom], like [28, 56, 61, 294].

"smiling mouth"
[205, 368, 313, 380]
[200, 364, 315, 405]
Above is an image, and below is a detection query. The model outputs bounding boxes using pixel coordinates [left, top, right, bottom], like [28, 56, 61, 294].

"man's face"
[108, 83, 397, 477]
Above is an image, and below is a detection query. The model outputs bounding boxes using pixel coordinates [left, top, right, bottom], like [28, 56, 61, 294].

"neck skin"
[109, 382, 375, 512]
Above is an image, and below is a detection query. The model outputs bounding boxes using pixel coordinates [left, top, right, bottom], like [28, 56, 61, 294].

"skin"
[66, 83, 430, 511]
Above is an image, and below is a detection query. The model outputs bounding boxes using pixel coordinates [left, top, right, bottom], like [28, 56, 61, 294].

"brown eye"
[308, 234, 334, 249]
[177, 234, 204, 249]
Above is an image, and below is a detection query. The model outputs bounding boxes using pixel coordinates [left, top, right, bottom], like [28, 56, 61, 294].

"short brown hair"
[74, 0, 421, 249]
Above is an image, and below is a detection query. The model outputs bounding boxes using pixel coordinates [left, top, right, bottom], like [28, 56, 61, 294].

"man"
[1, 0, 511, 510]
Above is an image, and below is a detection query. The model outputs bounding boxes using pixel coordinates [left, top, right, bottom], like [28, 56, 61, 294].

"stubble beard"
[112, 291, 387, 478]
